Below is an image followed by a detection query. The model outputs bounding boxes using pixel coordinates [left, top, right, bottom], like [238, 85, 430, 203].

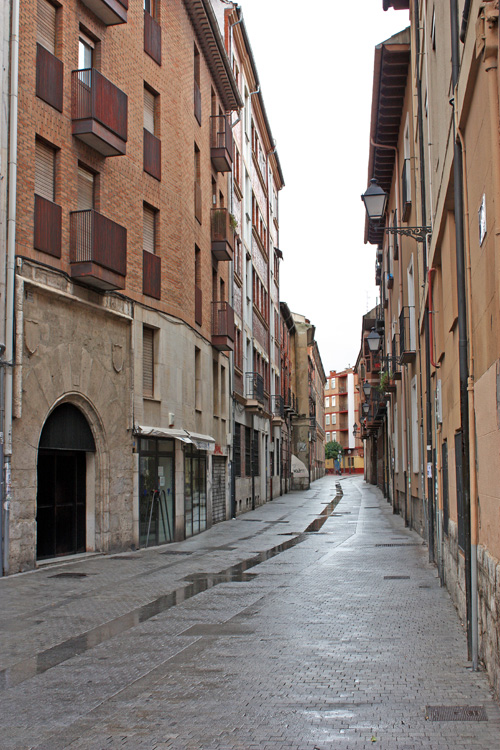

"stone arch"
[36, 393, 109, 558]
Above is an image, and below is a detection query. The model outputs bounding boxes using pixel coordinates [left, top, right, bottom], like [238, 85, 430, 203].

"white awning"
[134, 425, 215, 451]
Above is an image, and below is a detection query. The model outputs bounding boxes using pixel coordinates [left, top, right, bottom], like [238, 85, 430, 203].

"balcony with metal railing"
[402, 157, 411, 221]
[210, 115, 233, 172]
[70, 209, 126, 290]
[245, 372, 265, 410]
[80, 0, 127, 25]
[271, 395, 284, 420]
[399, 306, 416, 363]
[71, 69, 127, 156]
[211, 301, 234, 351]
[211, 208, 234, 261]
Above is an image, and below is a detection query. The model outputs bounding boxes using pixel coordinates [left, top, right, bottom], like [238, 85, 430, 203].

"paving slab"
[1, 475, 499, 749]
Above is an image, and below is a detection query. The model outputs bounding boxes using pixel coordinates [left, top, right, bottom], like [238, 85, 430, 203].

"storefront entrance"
[36, 404, 95, 560]
[139, 438, 175, 547]
[184, 444, 207, 538]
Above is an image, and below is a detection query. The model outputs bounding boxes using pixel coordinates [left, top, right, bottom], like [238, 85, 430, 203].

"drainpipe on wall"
[414, 0, 436, 563]
[3, 0, 20, 575]
[450, 0, 472, 659]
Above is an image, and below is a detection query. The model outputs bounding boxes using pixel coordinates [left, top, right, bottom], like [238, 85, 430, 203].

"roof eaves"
[184, 0, 243, 111]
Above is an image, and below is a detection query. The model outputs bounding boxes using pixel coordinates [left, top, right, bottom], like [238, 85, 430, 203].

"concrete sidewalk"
[1, 475, 499, 749]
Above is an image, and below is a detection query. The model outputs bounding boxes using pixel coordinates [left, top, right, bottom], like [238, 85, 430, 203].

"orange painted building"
[324, 367, 363, 474]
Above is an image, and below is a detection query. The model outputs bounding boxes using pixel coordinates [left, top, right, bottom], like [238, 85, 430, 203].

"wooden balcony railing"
[70, 209, 126, 290]
[210, 115, 233, 172]
[211, 208, 234, 261]
[144, 10, 161, 64]
[143, 129, 161, 180]
[34, 195, 62, 258]
[72, 69, 128, 156]
[211, 301, 234, 351]
[143, 250, 160, 299]
[80, 0, 127, 25]
[36, 44, 63, 112]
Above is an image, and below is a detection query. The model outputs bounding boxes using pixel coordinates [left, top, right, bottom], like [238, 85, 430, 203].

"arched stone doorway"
[36, 403, 96, 560]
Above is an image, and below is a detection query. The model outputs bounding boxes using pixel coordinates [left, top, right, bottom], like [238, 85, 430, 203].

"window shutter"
[143, 206, 155, 253]
[77, 167, 94, 211]
[35, 140, 55, 201]
[143, 327, 154, 398]
[143, 88, 155, 134]
[37, 0, 56, 54]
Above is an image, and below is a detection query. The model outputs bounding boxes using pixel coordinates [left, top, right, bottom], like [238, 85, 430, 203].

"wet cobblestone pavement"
[1, 475, 500, 749]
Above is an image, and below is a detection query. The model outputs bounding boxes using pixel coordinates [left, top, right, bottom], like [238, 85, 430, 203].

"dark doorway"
[36, 404, 95, 560]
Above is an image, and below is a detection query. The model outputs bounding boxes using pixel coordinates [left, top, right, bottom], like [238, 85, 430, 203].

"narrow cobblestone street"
[1, 475, 499, 750]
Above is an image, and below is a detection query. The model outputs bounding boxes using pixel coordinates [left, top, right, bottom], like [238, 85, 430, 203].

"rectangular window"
[332, 395, 336, 407]
[213, 360, 219, 417]
[233, 424, 241, 477]
[325, 414, 330, 426]
[194, 346, 201, 411]
[37, 0, 56, 54]
[332, 378, 336, 389]
[195, 346, 201, 411]
[143, 327, 154, 398]
[245, 426, 251, 477]
[144, 0, 156, 16]
[411, 376, 419, 472]
[78, 32, 94, 70]
[326, 432, 330, 442]
[325, 397, 330, 408]
[194, 45, 201, 124]
[144, 87, 155, 134]
[77, 165, 94, 211]
[252, 431, 260, 476]
[35, 139, 55, 201]
[194, 144, 201, 222]
[143, 204, 156, 254]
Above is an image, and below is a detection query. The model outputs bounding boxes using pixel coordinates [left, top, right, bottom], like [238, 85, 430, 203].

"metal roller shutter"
[143, 206, 155, 254]
[77, 167, 94, 211]
[144, 88, 155, 134]
[35, 140, 55, 201]
[37, 0, 56, 54]
[143, 327, 154, 398]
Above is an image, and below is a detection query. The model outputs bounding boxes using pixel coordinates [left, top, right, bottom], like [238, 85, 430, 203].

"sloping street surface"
[1, 475, 499, 750]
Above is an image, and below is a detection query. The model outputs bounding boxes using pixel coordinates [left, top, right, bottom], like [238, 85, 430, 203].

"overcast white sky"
[237, 1, 410, 373]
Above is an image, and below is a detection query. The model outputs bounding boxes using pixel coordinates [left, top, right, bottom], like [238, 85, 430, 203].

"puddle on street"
[0, 491, 343, 691]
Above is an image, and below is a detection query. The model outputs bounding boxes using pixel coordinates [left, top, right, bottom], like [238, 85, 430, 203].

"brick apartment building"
[324, 367, 363, 474]
[3, 0, 244, 572]
[212, 2, 285, 514]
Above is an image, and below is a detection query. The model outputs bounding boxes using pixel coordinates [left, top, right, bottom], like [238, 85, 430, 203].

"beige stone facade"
[363, 0, 500, 698]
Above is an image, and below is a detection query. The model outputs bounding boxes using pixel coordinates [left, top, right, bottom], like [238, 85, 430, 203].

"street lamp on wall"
[352, 423, 359, 438]
[361, 178, 388, 221]
[362, 380, 372, 398]
[366, 328, 381, 353]
[362, 402, 370, 416]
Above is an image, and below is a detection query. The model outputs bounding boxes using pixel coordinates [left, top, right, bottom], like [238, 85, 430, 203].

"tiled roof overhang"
[184, 0, 243, 111]
[365, 30, 410, 245]
[383, 0, 409, 10]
